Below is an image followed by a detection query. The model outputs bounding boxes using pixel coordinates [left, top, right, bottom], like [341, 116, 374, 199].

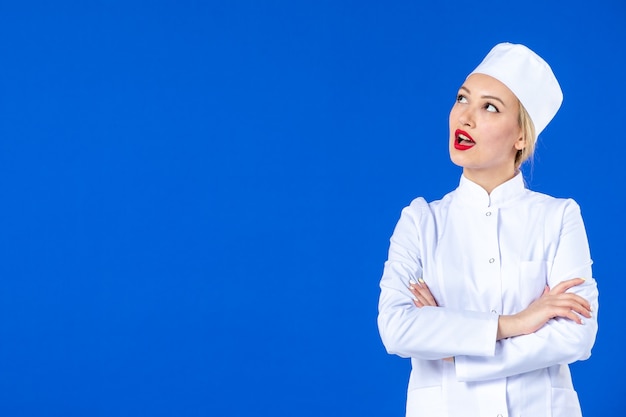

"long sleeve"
[455, 199, 599, 382]
[377, 197, 499, 360]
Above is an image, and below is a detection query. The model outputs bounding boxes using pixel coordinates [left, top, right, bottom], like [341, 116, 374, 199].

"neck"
[462, 167, 518, 194]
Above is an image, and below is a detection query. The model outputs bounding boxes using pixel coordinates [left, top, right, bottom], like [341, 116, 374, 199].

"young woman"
[377, 43, 599, 417]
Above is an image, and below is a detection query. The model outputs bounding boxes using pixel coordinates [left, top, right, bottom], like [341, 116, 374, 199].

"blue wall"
[0, 1, 623, 415]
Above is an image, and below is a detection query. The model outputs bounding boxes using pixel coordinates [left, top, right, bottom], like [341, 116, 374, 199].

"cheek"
[448, 108, 460, 133]
[503, 114, 522, 137]
[487, 119, 521, 147]
[448, 106, 459, 123]
[505, 125, 523, 145]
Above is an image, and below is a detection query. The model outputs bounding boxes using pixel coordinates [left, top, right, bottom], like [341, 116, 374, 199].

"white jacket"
[378, 174, 599, 417]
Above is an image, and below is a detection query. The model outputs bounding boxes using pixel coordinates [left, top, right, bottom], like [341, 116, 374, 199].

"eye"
[456, 94, 468, 104]
[485, 103, 499, 113]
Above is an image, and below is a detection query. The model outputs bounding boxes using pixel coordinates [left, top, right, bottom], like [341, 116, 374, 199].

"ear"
[514, 134, 526, 151]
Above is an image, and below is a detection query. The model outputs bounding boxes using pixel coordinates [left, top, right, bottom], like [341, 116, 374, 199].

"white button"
[486, 211, 492, 216]
[497, 414, 503, 417]
[489, 258, 495, 263]
[491, 310, 498, 314]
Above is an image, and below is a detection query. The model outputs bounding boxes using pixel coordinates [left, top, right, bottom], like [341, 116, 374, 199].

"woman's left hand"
[409, 278, 439, 308]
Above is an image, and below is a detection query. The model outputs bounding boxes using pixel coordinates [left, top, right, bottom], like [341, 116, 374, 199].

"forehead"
[461, 73, 519, 105]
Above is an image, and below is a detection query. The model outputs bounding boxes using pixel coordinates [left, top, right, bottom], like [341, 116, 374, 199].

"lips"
[454, 129, 475, 150]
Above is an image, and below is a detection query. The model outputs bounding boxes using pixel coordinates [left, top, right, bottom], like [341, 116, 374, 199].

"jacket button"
[489, 258, 495, 263]
[486, 211, 492, 216]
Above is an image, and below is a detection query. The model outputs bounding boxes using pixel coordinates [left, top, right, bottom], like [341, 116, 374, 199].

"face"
[449, 73, 525, 180]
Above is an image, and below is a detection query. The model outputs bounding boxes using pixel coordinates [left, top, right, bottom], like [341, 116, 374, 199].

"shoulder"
[523, 189, 581, 208]
[405, 196, 429, 213]
[522, 189, 584, 221]
[395, 197, 429, 229]
[390, 195, 443, 248]
[393, 192, 454, 236]
[402, 191, 452, 217]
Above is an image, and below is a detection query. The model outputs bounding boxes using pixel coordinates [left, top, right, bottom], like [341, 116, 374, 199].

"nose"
[458, 107, 475, 128]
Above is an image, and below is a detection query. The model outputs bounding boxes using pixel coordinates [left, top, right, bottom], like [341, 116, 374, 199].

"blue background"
[0, 1, 624, 416]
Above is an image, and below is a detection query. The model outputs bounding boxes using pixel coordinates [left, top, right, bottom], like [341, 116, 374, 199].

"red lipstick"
[454, 129, 475, 150]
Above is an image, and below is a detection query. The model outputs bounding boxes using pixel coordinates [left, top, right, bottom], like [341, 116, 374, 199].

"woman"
[377, 43, 599, 417]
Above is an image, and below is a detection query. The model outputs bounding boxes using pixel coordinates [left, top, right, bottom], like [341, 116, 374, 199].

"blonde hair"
[515, 101, 536, 169]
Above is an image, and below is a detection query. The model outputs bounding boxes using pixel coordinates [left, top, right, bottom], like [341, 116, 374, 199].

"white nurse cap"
[470, 42, 563, 140]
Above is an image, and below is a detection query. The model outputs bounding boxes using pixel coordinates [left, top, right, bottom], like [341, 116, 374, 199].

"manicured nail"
[409, 279, 417, 285]
[418, 278, 425, 284]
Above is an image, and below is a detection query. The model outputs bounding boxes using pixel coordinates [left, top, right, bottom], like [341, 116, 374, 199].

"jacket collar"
[455, 172, 526, 208]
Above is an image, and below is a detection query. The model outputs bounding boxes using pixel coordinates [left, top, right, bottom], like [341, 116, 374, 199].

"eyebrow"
[460, 86, 507, 107]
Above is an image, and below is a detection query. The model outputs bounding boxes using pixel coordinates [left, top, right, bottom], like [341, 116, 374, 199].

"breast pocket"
[519, 261, 549, 307]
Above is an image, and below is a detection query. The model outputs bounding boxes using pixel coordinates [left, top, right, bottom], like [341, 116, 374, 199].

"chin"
[449, 151, 467, 168]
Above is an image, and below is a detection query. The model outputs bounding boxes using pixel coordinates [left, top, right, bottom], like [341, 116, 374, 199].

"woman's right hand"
[497, 278, 592, 340]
